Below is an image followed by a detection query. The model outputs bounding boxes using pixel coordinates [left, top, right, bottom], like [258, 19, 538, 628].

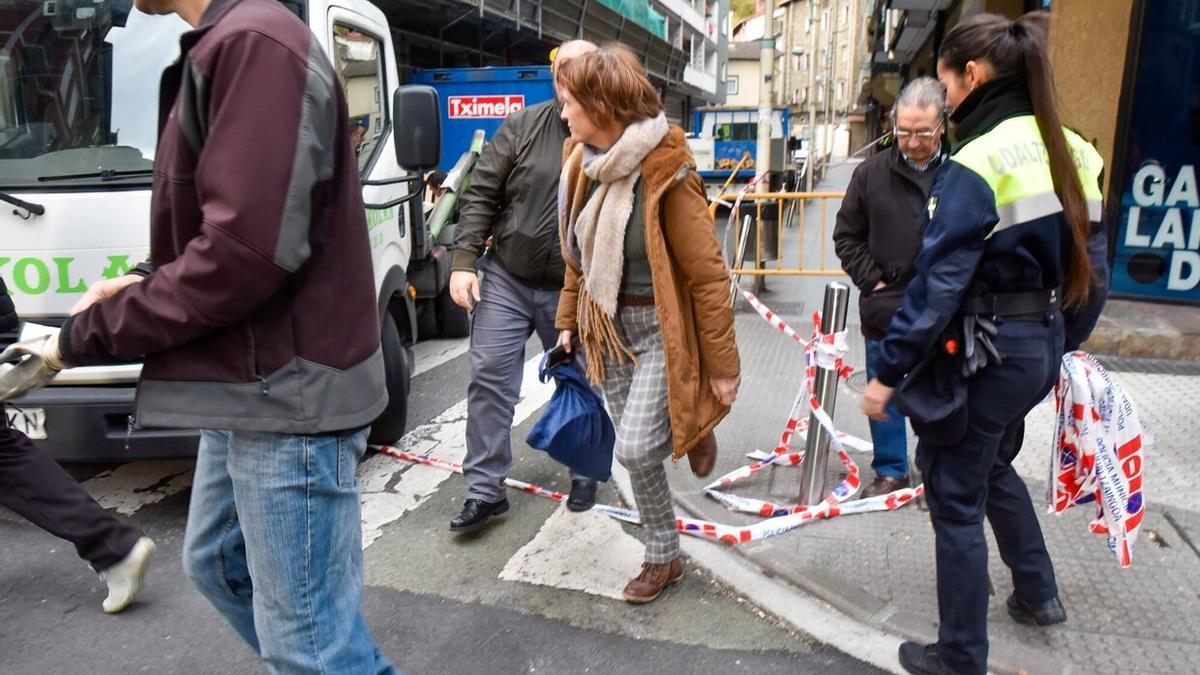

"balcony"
[376, 0, 725, 100]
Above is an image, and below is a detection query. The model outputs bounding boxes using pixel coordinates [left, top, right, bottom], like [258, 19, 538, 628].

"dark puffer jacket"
[451, 100, 569, 289]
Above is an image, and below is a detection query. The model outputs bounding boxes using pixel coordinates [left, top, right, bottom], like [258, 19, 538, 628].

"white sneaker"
[99, 536, 156, 614]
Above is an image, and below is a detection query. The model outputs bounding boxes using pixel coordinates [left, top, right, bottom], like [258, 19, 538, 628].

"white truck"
[0, 0, 463, 459]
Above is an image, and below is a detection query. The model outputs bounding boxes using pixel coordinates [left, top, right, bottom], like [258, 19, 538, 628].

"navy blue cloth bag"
[525, 350, 615, 482]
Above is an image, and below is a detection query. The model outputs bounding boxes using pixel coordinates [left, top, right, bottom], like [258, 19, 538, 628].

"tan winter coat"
[556, 127, 740, 460]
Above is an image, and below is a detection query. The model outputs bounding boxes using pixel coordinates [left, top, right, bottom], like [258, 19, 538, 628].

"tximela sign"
[447, 95, 525, 119]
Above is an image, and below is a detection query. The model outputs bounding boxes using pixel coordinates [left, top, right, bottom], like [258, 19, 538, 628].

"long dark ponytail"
[939, 12, 1093, 308]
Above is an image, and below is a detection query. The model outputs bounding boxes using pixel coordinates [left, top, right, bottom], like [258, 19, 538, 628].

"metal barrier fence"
[711, 190, 850, 281]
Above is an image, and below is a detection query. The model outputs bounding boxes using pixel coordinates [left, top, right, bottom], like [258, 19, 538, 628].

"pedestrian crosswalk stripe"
[82, 460, 194, 516]
[500, 503, 645, 600]
[359, 353, 554, 548]
[410, 338, 470, 377]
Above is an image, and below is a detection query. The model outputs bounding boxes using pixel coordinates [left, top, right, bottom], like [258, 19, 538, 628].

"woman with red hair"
[554, 43, 740, 604]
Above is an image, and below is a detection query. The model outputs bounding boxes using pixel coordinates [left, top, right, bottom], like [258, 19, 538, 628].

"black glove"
[960, 314, 1002, 378]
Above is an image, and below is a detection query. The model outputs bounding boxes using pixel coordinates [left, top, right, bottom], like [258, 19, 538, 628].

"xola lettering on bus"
[0, 254, 145, 295]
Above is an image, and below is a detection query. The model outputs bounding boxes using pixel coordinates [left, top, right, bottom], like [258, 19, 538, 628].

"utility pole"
[757, 0, 776, 193]
[847, 0, 862, 114]
[805, 0, 818, 191]
[823, 4, 835, 162]
[782, 1, 793, 111]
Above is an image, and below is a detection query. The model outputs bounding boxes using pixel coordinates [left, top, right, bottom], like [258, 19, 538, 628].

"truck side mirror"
[393, 85, 440, 171]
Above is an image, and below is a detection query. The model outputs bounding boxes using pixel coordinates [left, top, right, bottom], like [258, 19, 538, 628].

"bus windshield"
[0, 0, 190, 189]
[699, 109, 785, 141]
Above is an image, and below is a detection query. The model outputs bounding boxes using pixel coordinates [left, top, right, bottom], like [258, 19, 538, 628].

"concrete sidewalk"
[678, 161, 1200, 674]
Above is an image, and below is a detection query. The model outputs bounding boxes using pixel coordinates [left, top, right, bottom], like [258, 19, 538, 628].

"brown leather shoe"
[687, 432, 717, 478]
[861, 475, 911, 499]
[622, 558, 684, 604]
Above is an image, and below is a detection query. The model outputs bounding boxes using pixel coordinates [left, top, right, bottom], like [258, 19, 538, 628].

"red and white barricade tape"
[378, 446, 642, 525]
[1050, 351, 1149, 567]
[383, 291, 923, 544]
[682, 292, 923, 544]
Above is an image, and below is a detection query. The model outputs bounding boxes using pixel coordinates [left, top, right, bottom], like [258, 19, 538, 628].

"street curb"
[671, 490, 1076, 675]
[610, 462, 907, 674]
[1082, 300, 1200, 363]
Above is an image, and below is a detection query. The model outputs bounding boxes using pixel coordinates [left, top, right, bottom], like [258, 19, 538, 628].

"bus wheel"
[369, 309, 411, 445]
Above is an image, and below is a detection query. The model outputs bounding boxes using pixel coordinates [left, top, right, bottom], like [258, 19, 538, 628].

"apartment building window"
[726, 75, 739, 96]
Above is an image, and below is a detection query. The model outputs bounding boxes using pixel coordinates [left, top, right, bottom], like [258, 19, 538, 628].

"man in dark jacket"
[833, 77, 949, 498]
[447, 40, 598, 532]
[3, 0, 394, 671]
[0, 277, 155, 614]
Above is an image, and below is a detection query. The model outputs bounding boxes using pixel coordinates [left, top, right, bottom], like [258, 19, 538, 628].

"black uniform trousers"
[914, 314, 1064, 675]
[0, 415, 141, 571]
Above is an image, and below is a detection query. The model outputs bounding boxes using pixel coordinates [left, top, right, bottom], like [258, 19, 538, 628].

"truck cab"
[0, 0, 442, 459]
[687, 106, 790, 190]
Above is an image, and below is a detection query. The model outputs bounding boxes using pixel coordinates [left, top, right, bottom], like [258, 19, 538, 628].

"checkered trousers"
[600, 304, 679, 564]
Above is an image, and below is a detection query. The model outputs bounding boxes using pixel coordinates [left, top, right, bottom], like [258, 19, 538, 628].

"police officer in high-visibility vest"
[859, 12, 1110, 675]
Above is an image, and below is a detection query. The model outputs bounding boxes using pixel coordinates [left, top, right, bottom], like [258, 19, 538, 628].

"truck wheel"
[436, 287, 471, 338]
[369, 310, 411, 445]
[416, 300, 437, 343]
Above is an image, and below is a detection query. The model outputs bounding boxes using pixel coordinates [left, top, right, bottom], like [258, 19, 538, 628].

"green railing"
[595, 0, 667, 40]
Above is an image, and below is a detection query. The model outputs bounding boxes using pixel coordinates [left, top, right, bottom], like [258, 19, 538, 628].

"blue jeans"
[182, 428, 395, 675]
[865, 339, 909, 478]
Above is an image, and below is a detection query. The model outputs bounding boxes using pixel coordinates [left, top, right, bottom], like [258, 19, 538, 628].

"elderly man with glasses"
[833, 76, 949, 498]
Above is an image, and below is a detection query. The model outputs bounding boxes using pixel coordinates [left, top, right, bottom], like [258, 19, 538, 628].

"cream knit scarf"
[562, 113, 669, 382]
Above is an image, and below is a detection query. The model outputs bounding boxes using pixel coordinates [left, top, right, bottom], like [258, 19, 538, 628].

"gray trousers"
[463, 256, 583, 502]
[600, 305, 679, 564]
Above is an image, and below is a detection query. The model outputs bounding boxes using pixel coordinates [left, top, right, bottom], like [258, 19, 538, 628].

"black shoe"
[567, 479, 597, 512]
[1007, 592, 1067, 625]
[449, 498, 509, 533]
[898, 642, 960, 675]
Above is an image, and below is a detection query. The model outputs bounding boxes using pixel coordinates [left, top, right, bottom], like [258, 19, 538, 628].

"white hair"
[895, 76, 947, 118]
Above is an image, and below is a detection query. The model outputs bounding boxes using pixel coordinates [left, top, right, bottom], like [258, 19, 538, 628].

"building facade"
[723, 41, 763, 106]
[732, 0, 874, 158]
[372, 0, 731, 122]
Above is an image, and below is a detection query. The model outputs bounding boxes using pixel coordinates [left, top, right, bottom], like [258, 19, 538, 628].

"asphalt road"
[0, 337, 882, 675]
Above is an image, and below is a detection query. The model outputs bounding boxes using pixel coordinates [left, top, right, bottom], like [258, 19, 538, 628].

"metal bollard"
[798, 281, 850, 505]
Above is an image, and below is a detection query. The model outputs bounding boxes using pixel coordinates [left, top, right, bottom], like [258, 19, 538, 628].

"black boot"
[898, 642, 961, 675]
[449, 498, 509, 533]
[567, 479, 597, 512]
[1006, 592, 1067, 625]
